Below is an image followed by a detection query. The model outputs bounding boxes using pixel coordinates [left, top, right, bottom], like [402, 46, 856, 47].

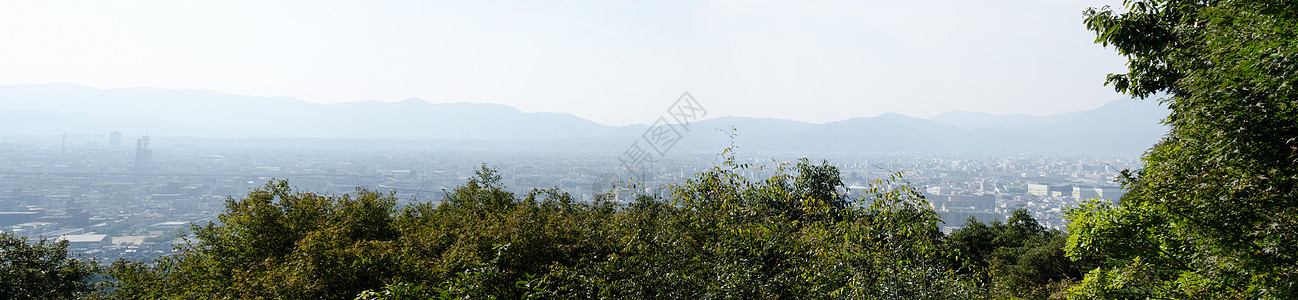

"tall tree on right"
[1065, 1, 1298, 299]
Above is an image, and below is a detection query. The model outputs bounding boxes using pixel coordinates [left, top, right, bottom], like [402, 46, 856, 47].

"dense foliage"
[1, 155, 1122, 299]
[947, 211, 1098, 299]
[0, 232, 100, 299]
[1067, 0, 1298, 298]
[100, 157, 1010, 299]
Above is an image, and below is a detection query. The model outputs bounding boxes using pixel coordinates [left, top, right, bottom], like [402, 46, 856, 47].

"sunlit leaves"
[0, 232, 99, 299]
[108, 159, 989, 299]
[1072, 0, 1298, 298]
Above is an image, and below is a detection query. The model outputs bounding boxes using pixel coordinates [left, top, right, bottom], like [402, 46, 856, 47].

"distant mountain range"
[0, 83, 1169, 153]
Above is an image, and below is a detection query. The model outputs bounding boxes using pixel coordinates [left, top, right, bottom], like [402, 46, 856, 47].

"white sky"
[0, 0, 1128, 126]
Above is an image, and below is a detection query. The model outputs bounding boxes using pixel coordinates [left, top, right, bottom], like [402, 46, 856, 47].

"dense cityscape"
[1, 132, 1137, 264]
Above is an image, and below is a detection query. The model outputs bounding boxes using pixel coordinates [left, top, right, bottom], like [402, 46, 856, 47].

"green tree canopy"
[948, 210, 1096, 299]
[1066, 0, 1298, 298]
[0, 232, 100, 299]
[106, 158, 988, 299]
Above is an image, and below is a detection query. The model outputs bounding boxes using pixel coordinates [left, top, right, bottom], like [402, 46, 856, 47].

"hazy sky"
[0, 0, 1128, 126]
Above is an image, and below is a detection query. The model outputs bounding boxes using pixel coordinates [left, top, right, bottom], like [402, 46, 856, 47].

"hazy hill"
[0, 84, 1168, 153]
[923, 99, 1169, 152]
[928, 111, 1059, 130]
[0, 83, 622, 140]
[929, 100, 1167, 134]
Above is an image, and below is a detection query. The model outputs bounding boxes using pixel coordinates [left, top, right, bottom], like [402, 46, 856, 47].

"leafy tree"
[107, 179, 404, 299]
[106, 166, 620, 299]
[0, 231, 100, 299]
[949, 210, 1096, 299]
[1067, 0, 1298, 298]
[524, 158, 977, 299]
[107, 157, 987, 299]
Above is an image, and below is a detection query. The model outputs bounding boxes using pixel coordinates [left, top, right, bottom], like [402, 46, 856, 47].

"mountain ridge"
[0, 83, 1169, 153]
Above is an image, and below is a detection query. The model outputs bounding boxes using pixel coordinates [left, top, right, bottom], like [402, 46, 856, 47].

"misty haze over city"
[20, 1, 1296, 299]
